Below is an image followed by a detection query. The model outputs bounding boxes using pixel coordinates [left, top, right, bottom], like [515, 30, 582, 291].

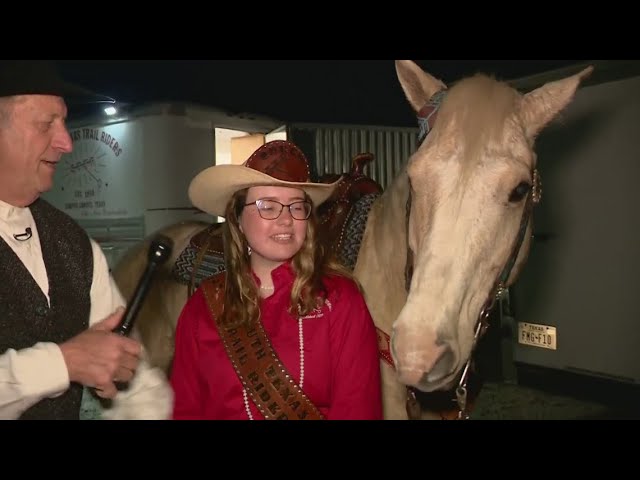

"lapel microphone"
[13, 227, 32, 241]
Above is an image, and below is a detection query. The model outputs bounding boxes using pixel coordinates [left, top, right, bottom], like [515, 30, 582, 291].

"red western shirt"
[170, 262, 383, 420]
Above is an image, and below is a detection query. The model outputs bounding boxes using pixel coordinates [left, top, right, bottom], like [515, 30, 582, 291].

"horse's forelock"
[431, 74, 522, 177]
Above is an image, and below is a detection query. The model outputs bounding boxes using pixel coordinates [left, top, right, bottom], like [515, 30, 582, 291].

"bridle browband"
[385, 90, 542, 419]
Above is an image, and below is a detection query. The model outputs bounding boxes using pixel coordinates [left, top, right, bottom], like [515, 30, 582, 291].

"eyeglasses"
[244, 199, 312, 220]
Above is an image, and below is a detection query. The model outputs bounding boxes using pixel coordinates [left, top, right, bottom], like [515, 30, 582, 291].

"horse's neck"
[354, 170, 410, 333]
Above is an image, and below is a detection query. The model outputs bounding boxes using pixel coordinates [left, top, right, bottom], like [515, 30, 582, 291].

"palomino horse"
[113, 60, 592, 419]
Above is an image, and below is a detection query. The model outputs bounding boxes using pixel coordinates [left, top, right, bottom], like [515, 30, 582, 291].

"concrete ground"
[471, 380, 639, 420]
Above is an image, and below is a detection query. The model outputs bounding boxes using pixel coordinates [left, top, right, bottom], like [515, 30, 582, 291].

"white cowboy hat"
[189, 140, 341, 217]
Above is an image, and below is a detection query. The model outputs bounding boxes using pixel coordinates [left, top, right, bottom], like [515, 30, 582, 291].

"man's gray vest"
[0, 198, 92, 419]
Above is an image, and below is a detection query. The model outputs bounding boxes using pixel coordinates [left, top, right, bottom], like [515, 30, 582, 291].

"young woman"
[170, 140, 382, 420]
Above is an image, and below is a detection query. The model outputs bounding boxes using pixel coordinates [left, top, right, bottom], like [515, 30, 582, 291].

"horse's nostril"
[426, 347, 455, 383]
[396, 346, 454, 387]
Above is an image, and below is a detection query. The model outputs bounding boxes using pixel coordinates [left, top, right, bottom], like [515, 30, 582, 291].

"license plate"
[518, 322, 557, 350]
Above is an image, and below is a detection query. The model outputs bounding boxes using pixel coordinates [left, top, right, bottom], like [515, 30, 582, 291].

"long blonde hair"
[219, 188, 353, 328]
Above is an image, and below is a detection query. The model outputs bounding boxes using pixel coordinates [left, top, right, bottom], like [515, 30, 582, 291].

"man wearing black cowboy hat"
[0, 61, 172, 419]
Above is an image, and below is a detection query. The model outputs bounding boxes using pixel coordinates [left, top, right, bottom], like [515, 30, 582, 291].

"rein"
[380, 90, 543, 419]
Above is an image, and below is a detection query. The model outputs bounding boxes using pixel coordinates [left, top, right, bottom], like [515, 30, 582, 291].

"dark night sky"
[56, 60, 584, 128]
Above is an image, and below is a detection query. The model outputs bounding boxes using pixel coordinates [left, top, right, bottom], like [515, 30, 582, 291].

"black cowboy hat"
[0, 60, 114, 104]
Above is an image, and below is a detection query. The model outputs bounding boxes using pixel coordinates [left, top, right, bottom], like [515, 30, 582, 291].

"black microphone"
[113, 234, 173, 337]
[91, 235, 173, 401]
[13, 227, 32, 241]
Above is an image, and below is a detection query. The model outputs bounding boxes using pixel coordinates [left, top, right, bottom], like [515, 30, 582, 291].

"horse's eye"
[508, 182, 531, 203]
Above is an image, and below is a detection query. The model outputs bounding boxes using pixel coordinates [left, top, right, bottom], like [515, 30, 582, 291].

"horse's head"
[390, 60, 592, 392]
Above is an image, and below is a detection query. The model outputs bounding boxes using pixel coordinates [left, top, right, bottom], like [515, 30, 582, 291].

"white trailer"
[42, 103, 285, 269]
[43, 101, 421, 270]
[504, 61, 640, 389]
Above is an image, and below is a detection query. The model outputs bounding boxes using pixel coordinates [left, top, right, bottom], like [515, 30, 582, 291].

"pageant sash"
[201, 274, 325, 420]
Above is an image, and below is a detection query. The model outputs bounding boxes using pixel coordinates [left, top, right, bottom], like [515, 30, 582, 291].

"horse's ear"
[520, 65, 594, 140]
[395, 60, 447, 113]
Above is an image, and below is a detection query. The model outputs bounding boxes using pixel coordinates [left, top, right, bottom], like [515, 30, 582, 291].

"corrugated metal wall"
[291, 124, 420, 189]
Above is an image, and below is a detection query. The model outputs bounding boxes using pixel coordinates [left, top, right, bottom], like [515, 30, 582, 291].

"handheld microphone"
[91, 235, 173, 401]
[113, 234, 173, 337]
[13, 227, 32, 241]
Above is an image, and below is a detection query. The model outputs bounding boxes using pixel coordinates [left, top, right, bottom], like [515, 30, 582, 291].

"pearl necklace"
[243, 316, 304, 420]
